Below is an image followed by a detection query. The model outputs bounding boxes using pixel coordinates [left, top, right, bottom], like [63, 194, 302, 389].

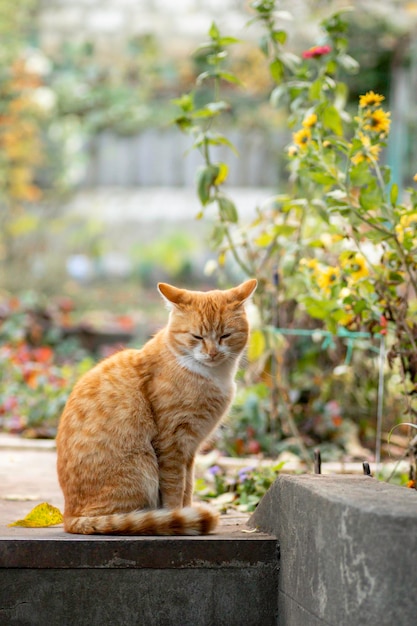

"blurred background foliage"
[1, 0, 417, 476]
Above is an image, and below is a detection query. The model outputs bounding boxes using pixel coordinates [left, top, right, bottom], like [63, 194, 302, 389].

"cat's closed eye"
[220, 333, 231, 340]
[191, 334, 203, 340]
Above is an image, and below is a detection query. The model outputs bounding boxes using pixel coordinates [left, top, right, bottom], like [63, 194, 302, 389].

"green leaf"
[272, 30, 287, 45]
[218, 36, 241, 46]
[259, 34, 269, 57]
[349, 161, 369, 186]
[217, 195, 238, 223]
[205, 133, 238, 155]
[217, 71, 242, 85]
[172, 93, 194, 113]
[196, 70, 213, 84]
[390, 183, 399, 207]
[302, 297, 334, 320]
[210, 224, 227, 247]
[273, 224, 297, 237]
[196, 165, 219, 206]
[281, 52, 301, 72]
[359, 182, 383, 212]
[270, 85, 287, 107]
[269, 58, 284, 84]
[321, 105, 343, 135]
[309, 79, 323, 101]
[209, 22, 220, 40]
[310, 171, 337, 185]
[174, 116, 193, 132]
[337, 54, 359, 74]
[192, 101, 229, 119]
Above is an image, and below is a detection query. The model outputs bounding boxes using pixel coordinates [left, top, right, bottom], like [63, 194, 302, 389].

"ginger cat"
[56, 279, 257, 535]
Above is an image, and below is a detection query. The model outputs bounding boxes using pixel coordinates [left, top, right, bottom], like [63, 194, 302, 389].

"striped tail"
[64, 504, 219, 536]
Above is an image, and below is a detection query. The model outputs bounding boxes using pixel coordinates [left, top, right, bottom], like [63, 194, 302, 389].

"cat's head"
[158, 280, 257, 370]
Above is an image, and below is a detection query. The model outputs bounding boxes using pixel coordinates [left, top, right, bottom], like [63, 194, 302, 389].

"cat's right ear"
[158, 283, 187, 308]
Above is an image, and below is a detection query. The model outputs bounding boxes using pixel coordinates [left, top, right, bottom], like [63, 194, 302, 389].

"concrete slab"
[249, 474, 417, 626]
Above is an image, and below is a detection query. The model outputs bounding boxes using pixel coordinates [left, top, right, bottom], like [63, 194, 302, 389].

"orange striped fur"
[56, 279, 257, 535]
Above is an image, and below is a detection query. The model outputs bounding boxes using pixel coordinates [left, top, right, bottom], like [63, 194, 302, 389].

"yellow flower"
[287, 145, 298, 157]
[316, 265, 340, 293]
[359, 91, 385, 108]
[413, 173, 417, 182]
[363, 108, 391, 135]
[338, 310, 355, 327]
[395, 212, 417, 243]
[293, 127, 311, 149]
[303, 258, 319, 271]
[340, 253, 369, 280]
[302, 113, 318, 129]
[351, 133, 381, 165]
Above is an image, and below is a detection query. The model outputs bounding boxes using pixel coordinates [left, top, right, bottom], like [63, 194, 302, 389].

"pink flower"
[302, 45, 332, 59]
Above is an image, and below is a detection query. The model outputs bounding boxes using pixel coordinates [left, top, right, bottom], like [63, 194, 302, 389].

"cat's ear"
[228, 279, 257, 305]
[158, 283, 189, 308]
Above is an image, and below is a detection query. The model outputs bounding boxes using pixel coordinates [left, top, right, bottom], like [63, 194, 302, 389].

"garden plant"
[174, 1, 417, 483]
[1, 0, 417, 509]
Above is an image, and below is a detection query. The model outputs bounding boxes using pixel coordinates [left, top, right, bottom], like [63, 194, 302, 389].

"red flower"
[302, 45, 332, 59]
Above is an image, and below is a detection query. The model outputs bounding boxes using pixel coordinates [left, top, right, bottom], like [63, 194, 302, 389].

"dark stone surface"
[0, 567, 278, 626]
[0, 518, 278, 625]
[0, 528, 277, 570]
[249, 474, 417, 626]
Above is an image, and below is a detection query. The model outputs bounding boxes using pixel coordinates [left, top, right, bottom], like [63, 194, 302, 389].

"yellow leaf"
[8, 502, 63, 528]
[218, 251, 226, 267]
[214, 162, 229, 185]
[254, 232, 274, 247]
[247, 329, 266, 362]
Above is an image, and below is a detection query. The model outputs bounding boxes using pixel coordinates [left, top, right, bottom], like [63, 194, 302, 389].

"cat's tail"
[63, 504, 219, 536]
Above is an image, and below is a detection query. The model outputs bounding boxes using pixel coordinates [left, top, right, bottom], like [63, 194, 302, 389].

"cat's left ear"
[229, 279, 257, 305]
[158, 282, 189, 308]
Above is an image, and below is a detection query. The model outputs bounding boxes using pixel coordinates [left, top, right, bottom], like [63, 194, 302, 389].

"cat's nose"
[207, 346, 219, 359]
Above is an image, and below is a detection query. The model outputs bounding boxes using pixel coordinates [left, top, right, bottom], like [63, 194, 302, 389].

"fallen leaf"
[8, 502, 63, 527]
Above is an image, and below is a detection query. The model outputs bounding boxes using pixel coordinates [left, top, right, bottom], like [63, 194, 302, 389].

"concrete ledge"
[0, 523, 276, 570]
[0, 518, 278, 626]
[249, 474, 417, 626]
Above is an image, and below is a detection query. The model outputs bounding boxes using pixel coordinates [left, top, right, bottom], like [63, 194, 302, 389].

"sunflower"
[395, 212, 417, 243]
[302, 113, 318, 129]
[359, 91, 385, 108]
[293, 127, 311, 149]
[351, 133, 381, 165]
[300, 257, 319, 271]
[340, 253, 369, 281]
[363, 108, 391, 135]
[316, 265, 340, 293]
[338, 310, 355, 328]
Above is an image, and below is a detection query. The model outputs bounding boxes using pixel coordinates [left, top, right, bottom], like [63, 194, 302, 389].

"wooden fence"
[82, 128, 288, 187]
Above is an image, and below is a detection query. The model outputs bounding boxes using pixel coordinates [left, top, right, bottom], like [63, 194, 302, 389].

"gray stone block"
[0, 526, 278, 625]
[249, 474, 417, 626]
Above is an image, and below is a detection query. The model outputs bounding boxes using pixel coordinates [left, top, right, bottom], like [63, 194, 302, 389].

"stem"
[223, 226, 253, 276]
